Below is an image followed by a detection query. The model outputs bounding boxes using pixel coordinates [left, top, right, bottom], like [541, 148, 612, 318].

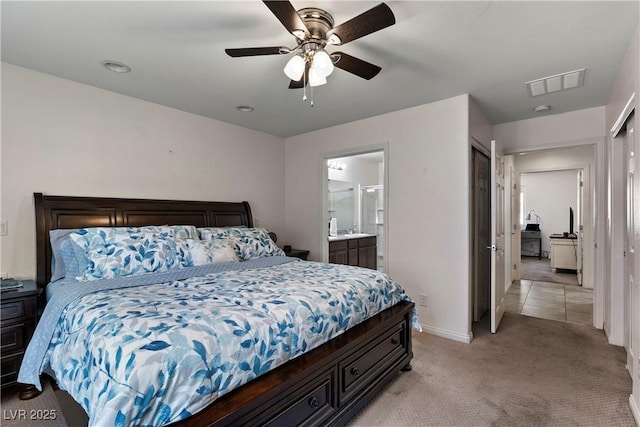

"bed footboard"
[171, 300, 414, 427]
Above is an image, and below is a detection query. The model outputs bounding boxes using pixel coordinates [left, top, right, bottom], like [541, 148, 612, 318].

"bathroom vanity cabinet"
[329, 235, 377, 270]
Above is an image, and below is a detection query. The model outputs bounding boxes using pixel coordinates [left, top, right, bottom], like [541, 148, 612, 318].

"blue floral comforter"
[19, 257, 413, 426]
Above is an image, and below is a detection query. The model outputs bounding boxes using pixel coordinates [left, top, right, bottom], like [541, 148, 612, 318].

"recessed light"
[236, 105, 255, 112]
[102, 60, 131, 73]
[534, 104, 551, 113]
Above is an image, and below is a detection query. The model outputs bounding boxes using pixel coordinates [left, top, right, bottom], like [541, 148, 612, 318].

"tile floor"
[505, 280, 593, 326]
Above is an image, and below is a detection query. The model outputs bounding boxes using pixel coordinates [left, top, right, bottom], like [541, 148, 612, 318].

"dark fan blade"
[225, 47, 289, 57]
[327, 3, 395, 46]
[288, 78, 306, 89]
[331, 52, 381, 80]
[263, 1, 309, 39]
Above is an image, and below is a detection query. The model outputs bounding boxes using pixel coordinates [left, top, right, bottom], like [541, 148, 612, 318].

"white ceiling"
[2, 1, 638, 138]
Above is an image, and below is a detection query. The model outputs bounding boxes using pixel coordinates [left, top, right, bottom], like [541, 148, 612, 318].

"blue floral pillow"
[144, 225, 198, 241]
[142, 225, 195, 268]
[67, 227, 185, 281]
[51, 225, 197, 282]
[198, 227, 284, 261]
[197, 227, 233, 241]
[49, 229, 79, 282]
[186, 239, 238, 266]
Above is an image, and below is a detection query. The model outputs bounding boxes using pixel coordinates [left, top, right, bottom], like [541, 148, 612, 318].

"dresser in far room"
[549, 234, 578, 271]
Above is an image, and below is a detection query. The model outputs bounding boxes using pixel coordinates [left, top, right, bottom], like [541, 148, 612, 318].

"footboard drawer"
[264, 369, 336, 427]
[339, 320, 408, 404]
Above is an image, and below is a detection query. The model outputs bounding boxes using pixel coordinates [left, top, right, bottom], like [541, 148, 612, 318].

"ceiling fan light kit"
[311, 50, 334, 77]
[284, 55, 305, 81]
[226, 1, 395, 106]
[308, 66, 327, 87]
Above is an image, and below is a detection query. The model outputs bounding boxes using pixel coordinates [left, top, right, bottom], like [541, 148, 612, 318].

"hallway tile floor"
[505, 280, 593, 326]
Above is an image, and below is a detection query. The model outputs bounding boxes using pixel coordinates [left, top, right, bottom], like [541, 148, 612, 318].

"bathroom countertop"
[328, 233, 375, 242]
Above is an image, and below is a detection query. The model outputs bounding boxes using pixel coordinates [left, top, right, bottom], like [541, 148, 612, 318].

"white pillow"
[186, 239, 238, 266]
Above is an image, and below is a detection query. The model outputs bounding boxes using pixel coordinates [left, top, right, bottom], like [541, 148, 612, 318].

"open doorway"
[324, 149, 387, 272]
[519, 169, 582, 285]
[506, 145, 596, 326]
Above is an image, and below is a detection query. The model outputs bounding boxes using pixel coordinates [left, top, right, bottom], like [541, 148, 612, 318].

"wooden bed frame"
[33, 193, 414, 426]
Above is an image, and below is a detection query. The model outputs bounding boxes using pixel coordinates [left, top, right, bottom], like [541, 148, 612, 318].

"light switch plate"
[0, 221, 7, 236]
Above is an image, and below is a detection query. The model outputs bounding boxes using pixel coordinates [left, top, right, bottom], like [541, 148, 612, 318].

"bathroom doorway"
[324, 148, 387, 272]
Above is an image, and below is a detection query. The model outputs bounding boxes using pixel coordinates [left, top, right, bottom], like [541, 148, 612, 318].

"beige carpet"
[350, 313, 635, 426]
[0, 380, 66, 427]
[1, 313, 635, 426]
[521, 257, 579, 286]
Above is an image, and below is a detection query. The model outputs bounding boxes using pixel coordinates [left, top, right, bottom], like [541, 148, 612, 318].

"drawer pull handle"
[350, 367, 360, 376]
[391, 338, 399, 345]
[308, 397, 320, 408]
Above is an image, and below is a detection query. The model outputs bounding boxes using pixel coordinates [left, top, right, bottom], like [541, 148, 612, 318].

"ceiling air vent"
[526, 68, 585, 97]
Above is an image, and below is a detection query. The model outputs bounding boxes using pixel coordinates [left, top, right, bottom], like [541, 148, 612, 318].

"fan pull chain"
[302, 71, 307, 102]
[299, 67, 314, 107]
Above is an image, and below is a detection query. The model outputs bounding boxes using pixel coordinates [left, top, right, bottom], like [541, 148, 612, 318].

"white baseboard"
[630, 394, 640, 426]
[420, 323, 473, 343]
[630, 395, 640, 426]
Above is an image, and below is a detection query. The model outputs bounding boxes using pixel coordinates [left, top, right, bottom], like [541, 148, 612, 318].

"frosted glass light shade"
[284, 55, 305, 81]
[309, 66, 327, 87]
[312, 50, 334, 77]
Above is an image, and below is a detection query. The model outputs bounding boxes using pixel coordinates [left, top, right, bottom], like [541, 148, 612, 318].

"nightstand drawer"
[0, 280, 40, 389]
[1, 297, 36, 322]
[1, 301, 25, 321]
[1, 323, 25, 354]
[1, 352, 24, 385]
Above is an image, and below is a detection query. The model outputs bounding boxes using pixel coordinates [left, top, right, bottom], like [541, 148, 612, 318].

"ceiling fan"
[225, 1, 395, 92]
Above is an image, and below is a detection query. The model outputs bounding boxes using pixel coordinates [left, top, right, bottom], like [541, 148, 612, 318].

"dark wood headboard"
[34, 193, 253, 289]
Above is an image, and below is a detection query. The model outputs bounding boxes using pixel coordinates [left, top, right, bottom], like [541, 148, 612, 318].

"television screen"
[569, 207, 574, 235]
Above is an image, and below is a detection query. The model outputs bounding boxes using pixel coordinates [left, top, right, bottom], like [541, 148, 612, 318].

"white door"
[473, 149, 491, 322]
[490, 140, 506, 333]
[577, 169, 584, 285]
[625, 120, 635, 371]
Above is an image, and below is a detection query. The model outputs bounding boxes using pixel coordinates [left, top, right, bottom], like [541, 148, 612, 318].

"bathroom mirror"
[328, 180, 354, 234]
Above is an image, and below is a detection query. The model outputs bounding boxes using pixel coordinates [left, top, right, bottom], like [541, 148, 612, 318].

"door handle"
[486, 245, 503, 251]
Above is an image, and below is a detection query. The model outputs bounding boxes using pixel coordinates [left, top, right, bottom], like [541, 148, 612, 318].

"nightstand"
[284, 248, 310, 260]
[1, 280, 40, 389]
